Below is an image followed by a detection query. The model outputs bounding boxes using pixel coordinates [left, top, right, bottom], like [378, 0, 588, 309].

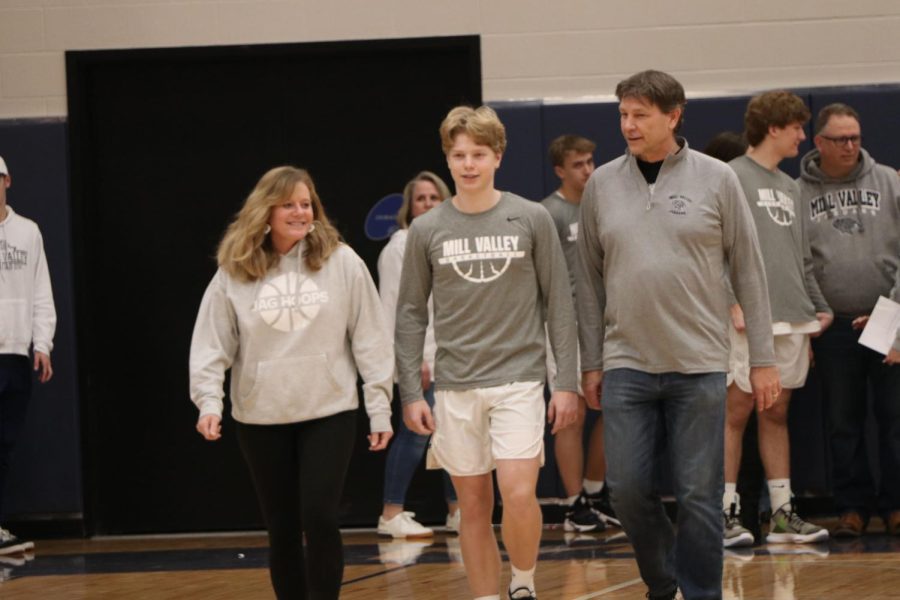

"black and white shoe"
[586, 486, 621, 527]
[0, 529, 28, 556]
[509, 585, 537, 599]
[564, 493, 606, 532]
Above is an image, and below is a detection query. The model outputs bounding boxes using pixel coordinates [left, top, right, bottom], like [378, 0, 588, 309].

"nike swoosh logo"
[507, 216, 520, 222]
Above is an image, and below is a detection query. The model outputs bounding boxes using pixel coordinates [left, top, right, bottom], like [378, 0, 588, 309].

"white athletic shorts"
[427, 381, 545, 476]
[727, 326, 811, 393]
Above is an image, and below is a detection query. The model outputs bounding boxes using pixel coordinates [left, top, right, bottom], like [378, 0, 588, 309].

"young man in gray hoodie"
[577, 70, 778, 600]
[723, 91, 832, 548]
[797, 103, 900, 538]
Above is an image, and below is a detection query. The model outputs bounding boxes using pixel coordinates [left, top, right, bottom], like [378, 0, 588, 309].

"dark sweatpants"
[0, 354, 31, 520]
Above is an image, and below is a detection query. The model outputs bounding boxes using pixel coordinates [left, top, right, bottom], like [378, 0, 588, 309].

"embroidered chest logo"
[567, 222, 578, 242]
[668, 194, 692, 216]
[756, 188, 795, 226]
[0, 240, 27, 271]
[253, 273, 329, 332]
[438, 235, 525, 283]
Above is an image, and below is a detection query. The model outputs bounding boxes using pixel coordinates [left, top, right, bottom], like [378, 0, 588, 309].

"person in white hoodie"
[189, 166, 393, 600]
[376, 170, 459, 539]
[0, 156, 55, 557]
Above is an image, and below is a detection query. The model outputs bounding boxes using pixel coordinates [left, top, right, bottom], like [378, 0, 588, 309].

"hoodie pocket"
[0, 299, 28, 345]
[243, 354, 343, 412]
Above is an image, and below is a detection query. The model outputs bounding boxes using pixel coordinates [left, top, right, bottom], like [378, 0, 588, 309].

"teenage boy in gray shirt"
[541, 135, 618, 533]
[396, 106, 578, 600]
[576, 70, 778, 600]
[722, 91, 832, 549]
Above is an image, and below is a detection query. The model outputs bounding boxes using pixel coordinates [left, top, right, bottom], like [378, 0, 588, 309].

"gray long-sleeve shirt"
[729, 155, 831, 321]
[576, 139, 775, 374]
[395, 192, 578, 404]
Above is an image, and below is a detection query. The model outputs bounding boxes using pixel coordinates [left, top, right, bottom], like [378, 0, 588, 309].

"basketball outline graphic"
[756, 188, 795, 226]
[255, 273, 328, 332]
[438, 249, 526, 283]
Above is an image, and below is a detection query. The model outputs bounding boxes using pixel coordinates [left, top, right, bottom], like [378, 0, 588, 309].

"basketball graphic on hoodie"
[253, 272, 329, 332]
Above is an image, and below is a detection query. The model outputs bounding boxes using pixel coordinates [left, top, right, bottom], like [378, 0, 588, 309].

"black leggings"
[236, 410, 356, 600]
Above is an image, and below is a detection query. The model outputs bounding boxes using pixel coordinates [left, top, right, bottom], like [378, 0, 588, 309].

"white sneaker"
[377, 511, 433, 538]
[445, 509, 460, 533]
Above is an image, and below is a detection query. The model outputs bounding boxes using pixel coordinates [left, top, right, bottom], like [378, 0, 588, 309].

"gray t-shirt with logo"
[729, 155, 829, 322]
[541, 191, 580, 296]
[396, 192, 578, 404]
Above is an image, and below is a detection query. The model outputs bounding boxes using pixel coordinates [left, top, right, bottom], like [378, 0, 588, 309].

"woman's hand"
[196, 414, 222, 441]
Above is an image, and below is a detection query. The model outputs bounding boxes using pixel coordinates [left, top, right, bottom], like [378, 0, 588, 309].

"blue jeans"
[603, 368, 726, 600]
[813, 317, 900, 518]
[383, 383, 457, 505]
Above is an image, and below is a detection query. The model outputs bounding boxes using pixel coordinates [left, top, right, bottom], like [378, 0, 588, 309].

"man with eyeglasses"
[797, 103, 900, 539]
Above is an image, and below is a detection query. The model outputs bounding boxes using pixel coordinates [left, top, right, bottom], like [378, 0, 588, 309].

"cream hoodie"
[0, 205, 56, 356]
[189, 242, 393, 433]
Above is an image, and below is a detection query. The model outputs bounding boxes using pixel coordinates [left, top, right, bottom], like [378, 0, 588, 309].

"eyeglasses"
[820, 134, 862, 146]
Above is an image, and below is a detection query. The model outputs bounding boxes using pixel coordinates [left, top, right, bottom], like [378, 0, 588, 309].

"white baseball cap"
[0, 156, 7, 176]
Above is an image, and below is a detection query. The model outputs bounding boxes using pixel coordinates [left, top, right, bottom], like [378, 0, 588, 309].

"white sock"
[510, 564, 535, 596]
[723, 482, 738, 510]
[474, 596, 500, 600]
[565, 494, 579, 506]
[768, 478, 792, 511]
[583, 479, 604, 495]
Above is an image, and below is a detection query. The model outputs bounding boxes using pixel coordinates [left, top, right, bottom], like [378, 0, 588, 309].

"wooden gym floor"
[2, 520, 900, 599]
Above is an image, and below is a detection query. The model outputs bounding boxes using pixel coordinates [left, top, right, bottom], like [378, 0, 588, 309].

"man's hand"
[403, 399, 435, 435]
[885, 347, 900, 366]
[810, 312, 834, 338]
[196, 414, 222, 441]
[581, 370, 603, 410]
[749, 365, 781, 412]
[730, 304, 746, 332]
[548, 390, 579, 435]
[368, 430, 393, 451]
[851, 315, 869, 330]
[33, 351, 53, 383]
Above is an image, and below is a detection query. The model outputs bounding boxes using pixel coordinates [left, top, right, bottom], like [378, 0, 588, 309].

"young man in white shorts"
[396, 106, 579, 600]
[723, 91, 833, 547]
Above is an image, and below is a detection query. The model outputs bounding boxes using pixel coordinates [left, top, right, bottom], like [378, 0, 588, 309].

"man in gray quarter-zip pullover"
[723, 92, 832, 550]
[797, 103, 900, 538]
[576, 71, 779, 600]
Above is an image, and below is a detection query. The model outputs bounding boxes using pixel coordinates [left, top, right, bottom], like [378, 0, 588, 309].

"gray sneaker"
[766, 502, 829, 544]
[724, 501, 754, 547]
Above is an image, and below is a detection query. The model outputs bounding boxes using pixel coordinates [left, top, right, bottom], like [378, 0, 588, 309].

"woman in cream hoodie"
[190, 166, 393, 599]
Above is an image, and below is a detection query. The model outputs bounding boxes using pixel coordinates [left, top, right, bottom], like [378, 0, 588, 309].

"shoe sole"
[766, 530, 829, 544]
[597, 513, 621, 527]
[563, 519, 603, 533]
[724, 532, 754, 547]
[0, 543, 29, 556]
[377, 530, 434, 539]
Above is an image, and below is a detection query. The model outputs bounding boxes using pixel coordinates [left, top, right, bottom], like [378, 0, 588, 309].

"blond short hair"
[396, 171, 451, 228]
[439, 105, 507, 156]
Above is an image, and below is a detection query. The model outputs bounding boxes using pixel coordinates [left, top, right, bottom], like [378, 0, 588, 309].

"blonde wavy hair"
[217, 166, 341, 281]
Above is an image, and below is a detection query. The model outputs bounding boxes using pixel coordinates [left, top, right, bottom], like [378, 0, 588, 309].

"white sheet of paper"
[858, 296, 900, 355]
